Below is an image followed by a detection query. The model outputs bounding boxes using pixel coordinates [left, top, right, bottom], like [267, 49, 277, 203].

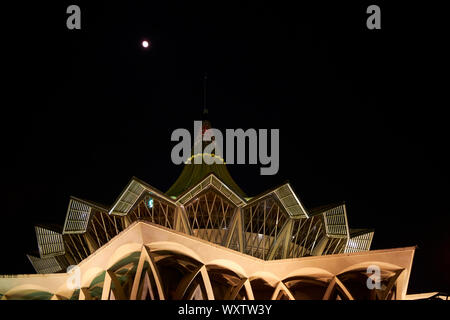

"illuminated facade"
[0, 120, 420, 300]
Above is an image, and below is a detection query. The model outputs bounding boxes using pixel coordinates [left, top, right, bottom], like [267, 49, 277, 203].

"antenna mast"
[203, 72, 208, 116]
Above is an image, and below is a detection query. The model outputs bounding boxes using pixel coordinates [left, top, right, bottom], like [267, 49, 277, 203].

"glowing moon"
[142, 40, 150, 48]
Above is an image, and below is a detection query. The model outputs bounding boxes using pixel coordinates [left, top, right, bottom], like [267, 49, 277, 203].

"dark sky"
[1, 1, 449, 294]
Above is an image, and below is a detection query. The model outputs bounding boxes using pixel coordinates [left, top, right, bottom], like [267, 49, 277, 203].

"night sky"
[1, 1, 449, 294]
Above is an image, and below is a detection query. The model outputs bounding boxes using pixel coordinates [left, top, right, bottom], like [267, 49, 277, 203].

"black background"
[1, 1, 449, 294]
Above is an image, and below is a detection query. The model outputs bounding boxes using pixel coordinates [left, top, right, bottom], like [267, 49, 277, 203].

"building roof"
[14, 115, 377, 276]
[165, 117, 246, 198]
[166, 160, 246, 199]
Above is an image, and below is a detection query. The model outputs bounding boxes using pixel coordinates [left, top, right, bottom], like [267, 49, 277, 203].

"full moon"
[142, 40, 150, 48]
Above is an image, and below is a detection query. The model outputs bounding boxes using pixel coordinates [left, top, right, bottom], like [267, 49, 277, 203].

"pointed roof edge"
[245, 181, 309, 218]
[34, 224, 63, 234]
[69, 196, 109, 212]
[349, 228, 375, 238]
[175, 172, 247, 207]
[308, 201, 347, 216]
[165, 160, 247, 199]
[108, 176, 177, 216]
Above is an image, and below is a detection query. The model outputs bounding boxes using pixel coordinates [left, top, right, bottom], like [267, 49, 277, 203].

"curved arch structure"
[0, 141, 419, 299]
[1, 221, 415, 300]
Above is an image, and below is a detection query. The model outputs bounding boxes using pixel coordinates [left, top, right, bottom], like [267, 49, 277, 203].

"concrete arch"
[3, 284, 52, 298]
[249, 271, 280, 287]
[53, 289, 73, 300]
[205, 259, 248, 279]
[337, 261, 403, 276]
[80, 267, 106, 288]
[54, 277, 86, 300]
[106, 242, 143, 269]
[146, 241, 204, 264]
[283, 267, 334, 281]
[335, 261, 406, 300]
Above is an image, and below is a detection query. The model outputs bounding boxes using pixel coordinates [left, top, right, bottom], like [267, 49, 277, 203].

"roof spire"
[203, 72, 208, 116]
[201, 72, 211, 134]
